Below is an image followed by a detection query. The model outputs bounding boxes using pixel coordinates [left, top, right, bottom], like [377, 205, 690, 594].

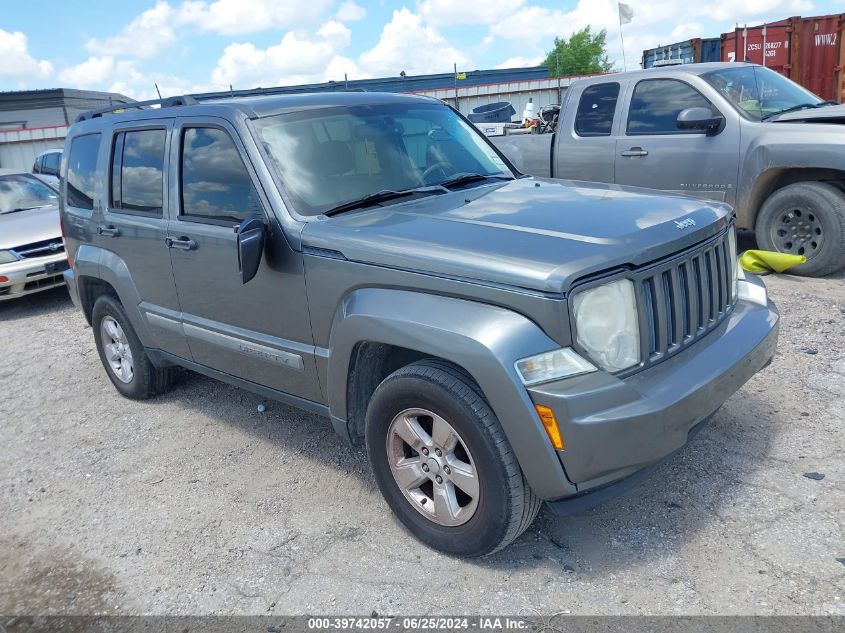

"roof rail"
[75, 95, 198, 123]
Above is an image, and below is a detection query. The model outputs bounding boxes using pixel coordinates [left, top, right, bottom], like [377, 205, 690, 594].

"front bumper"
[0, 252, 68, 301]
[528, 278, 779, 501]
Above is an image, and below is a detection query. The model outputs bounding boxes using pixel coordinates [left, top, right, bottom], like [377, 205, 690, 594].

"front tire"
[365, 360, 541, 557]
[755, 182, 845, 277]
[92, 294, 176, 400]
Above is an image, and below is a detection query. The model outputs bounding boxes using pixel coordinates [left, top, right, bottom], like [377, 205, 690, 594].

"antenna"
[155, 83, 162, 99]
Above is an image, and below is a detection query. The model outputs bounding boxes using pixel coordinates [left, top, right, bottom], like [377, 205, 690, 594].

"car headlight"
[0, 250, 19, 264]
[573, 278, 641, 372]
[515, 348, 596, 386]
[728, 225, 738, 302]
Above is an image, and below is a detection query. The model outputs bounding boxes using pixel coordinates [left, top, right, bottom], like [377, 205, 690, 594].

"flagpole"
[619, 12, 627, 72]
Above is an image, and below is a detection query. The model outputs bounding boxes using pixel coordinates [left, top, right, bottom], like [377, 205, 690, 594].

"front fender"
[327, 288, 577, 499]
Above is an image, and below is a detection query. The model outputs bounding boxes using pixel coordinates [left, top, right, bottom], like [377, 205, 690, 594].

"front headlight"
[573, 278, 641, 372]
[515, 348, 596, 386]
[0, 250, 19, 265]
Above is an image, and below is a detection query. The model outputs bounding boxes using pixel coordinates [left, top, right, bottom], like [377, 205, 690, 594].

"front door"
[614, 78, 740, 206]
[166, 119, 321, 403]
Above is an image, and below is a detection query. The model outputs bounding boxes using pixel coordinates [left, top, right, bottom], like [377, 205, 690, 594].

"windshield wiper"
[762, 100, 837, 121]
[2, 205, 42, 215]
[438, 172, 512, 189]
[323, 186, 445, 217]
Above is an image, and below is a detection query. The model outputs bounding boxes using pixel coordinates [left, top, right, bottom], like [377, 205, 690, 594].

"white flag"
[618, 1, 633, 24]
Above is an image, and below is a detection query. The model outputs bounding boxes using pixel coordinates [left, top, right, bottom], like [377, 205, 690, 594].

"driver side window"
[627, 79, 713, 135]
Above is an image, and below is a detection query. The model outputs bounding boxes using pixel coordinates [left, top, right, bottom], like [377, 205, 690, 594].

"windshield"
[253, 102, 513, 216]
[0, 174, 58, 215]
[702, 66, 823, 121]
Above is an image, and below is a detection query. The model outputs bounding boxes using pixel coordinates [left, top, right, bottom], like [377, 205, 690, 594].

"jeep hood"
[0, 204, 61, 251]
[301, 178, 732, 294]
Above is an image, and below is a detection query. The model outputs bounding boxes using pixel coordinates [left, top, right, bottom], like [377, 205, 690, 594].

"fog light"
[535, 405, 564, 450]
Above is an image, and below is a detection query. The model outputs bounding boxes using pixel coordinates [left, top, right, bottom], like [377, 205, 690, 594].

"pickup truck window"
[110, 129, 166, 216]
[180, 127, 262, 224]
[254, 102, 512, 216]
[627, 79, 711, 135]
[702, 65, 822, 121]
[575, 82, 620, 137]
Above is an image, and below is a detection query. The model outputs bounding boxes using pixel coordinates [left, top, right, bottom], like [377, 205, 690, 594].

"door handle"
[620, 147, 649, 157]
[165, 236, 198, 251]
[97, 225, 121, 237]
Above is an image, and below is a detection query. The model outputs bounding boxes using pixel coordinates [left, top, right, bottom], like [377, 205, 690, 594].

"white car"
[0, 169, 67, 300]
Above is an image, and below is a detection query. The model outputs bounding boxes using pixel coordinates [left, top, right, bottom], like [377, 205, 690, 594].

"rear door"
[553, 79, 623, 182]
[166, 118, 321, 402]
[614, 77, 739, 205]
[96, 120, 191, 358]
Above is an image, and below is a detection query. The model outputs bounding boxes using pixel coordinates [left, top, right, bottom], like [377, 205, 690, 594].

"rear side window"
[575, 82, 620, 137]
[110, 129, 166, 215]
[180, 127, 261, 224]
[43, 151, 60, 175]
[66, 134, 101, 210]
[32, 156, 43, 173]
[627, 79, 712, 135]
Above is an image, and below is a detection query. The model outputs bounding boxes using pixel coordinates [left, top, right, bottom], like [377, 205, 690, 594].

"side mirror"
[235, 217, 265, 284]
[676, 107, 725, 134]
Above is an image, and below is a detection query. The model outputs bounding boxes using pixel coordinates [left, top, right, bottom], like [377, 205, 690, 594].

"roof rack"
[75, 95, 198, 122]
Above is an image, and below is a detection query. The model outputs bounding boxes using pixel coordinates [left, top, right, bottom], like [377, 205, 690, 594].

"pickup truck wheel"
[755, 182, 845, 277]
[92, 295, 176, 400]
[365, 360, 541, 557]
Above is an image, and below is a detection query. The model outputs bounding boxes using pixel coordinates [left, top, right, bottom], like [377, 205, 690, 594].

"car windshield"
[253, 101, 513, 216]
[702, 66, 823, 121]
[0, 174, 58, 214]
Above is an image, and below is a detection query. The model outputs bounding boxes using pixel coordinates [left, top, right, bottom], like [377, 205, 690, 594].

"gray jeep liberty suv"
[60, 92, 779, 556]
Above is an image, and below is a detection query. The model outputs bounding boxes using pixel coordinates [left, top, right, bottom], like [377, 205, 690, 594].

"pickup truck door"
[165, 117, 322, 403]
[553, 79, 623, 182]
[614, 78, 739, 206]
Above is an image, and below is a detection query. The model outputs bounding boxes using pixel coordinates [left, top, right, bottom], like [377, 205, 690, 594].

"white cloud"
[179, 0, 334, 35]
[210, 21, 356, 88]
[359, 8, 473, 76]
[0, 29, 52, 78]
[495, 55, 544, 69]
[334, 0, 366, 22]
[418, 0, 524, 26]
[85, 1, 177, 59]
[59, 56, 132, 87]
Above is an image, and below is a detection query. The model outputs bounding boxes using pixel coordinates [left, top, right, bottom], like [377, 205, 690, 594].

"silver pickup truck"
[492, 62, 845, 277]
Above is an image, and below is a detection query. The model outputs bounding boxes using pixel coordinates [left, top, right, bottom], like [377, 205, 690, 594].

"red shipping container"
[793, 14, 845, 102]
[720, 18, 798, 77]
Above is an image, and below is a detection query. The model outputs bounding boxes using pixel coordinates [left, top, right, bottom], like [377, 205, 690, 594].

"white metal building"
[0, 88, 132, 171]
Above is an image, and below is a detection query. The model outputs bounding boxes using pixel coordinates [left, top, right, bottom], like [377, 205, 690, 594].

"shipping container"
[641, 37, 721, 69]
[792, 14, 845, 102]
[718, 14, 845, 102]
[720, 17, 797, 77]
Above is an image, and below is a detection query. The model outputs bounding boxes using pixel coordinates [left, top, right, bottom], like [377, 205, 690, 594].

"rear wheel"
[365, 360, 541, 557]
[92, 294, 176, 399]
[755, 182, 845, 277]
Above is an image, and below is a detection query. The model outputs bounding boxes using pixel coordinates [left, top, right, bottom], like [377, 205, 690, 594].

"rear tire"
[365, 360, 541, 557]
[755, 182, 845, 277]
[92, 294, 176, 400]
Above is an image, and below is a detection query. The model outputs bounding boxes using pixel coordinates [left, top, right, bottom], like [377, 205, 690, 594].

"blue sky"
[1, 0, 841, 99]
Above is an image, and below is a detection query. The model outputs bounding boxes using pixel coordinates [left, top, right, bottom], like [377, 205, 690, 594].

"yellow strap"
[740, 249, 806, 273]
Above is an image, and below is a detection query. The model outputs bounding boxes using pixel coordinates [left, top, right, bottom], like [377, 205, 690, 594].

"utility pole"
[454, 62, 458, 110]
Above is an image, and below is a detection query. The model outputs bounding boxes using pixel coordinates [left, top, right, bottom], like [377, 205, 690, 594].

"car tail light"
[60, 217, 73, 268]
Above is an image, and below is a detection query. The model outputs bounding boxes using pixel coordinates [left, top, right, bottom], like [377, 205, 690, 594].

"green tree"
[544, 26, 614, 76]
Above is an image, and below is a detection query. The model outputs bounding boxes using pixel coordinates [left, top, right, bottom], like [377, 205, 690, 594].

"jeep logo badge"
[674, 218, 696, 229]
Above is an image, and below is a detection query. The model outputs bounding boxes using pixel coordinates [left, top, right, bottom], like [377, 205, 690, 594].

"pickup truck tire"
[92, 294, 176, 400]
[755, 182, 845, 277]
[365, 359, 541, 557]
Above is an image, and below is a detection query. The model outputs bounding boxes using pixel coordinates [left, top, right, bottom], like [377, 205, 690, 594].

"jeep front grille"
[11, 238, 64, 259]
[638, 229, 735, 365]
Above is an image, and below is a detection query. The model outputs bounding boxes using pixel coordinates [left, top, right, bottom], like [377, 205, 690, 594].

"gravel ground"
[1, 265, 844, 616]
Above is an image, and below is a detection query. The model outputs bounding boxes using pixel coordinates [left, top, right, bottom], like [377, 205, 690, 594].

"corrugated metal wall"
[0, 125, 66, 170]
[411, 76, 585, 118]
